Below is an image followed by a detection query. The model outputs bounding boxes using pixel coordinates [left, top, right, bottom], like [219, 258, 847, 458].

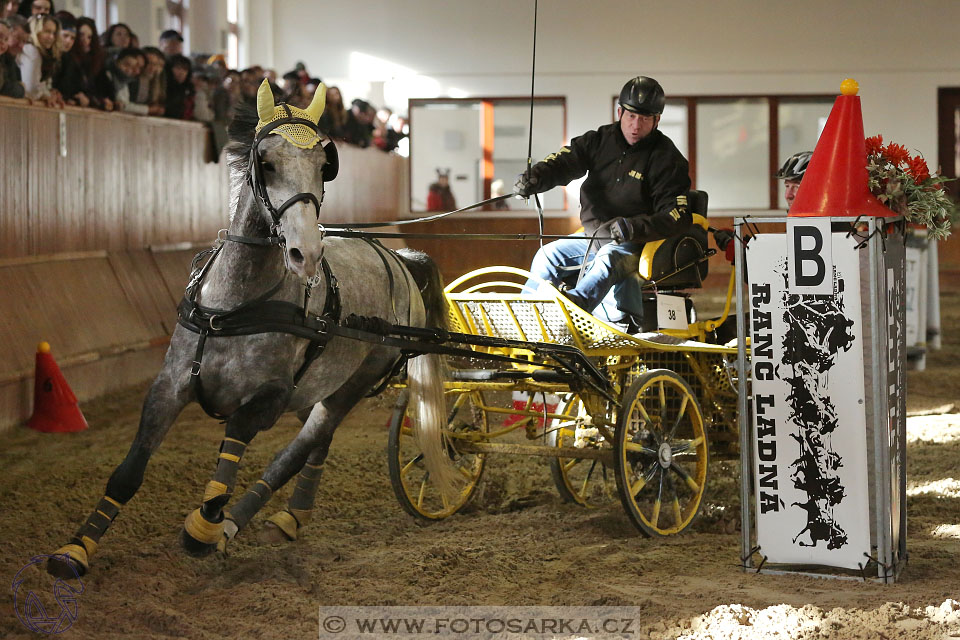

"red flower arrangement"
[865, 134, 955, 238]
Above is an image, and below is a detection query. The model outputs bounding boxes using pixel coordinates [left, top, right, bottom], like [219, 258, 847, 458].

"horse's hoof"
[180, 508, 224, 557]
[259, 521, 294, 545]
[46, 546, 88, 579]
[180, 528, 219, 557]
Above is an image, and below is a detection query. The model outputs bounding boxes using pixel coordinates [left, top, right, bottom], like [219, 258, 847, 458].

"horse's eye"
[262, 161, 276, 173]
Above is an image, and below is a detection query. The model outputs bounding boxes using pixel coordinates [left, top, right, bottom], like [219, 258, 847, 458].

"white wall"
[267, 0, 960, 182]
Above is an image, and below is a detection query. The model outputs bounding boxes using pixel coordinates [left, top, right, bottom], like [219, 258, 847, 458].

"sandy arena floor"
[1, 285, 958, 639]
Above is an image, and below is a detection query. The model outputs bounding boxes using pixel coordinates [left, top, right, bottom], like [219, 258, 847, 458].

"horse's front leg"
[180, 379, 292, 556]
[47, 369, 191, 578]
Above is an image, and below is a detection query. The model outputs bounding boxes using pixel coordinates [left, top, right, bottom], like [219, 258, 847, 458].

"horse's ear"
[256, 79, 275, 123]
[305, 82, 326, 124]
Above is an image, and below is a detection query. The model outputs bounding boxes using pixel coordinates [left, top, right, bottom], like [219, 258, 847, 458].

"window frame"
[615, 93, 835, 211]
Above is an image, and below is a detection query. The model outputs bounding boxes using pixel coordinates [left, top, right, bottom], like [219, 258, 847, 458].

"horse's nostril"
[288, 248, 305, 264]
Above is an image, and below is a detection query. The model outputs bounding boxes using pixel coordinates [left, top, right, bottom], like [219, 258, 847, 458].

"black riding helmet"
[618, 76, 665, 116]
[776, 151, 813, 180]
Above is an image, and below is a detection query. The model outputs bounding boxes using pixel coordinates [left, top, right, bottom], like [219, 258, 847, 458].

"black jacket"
[530, 123, 691, 243]
[0, 53, 25, 99]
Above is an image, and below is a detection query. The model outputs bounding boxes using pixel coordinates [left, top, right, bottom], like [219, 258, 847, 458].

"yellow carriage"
[388, 217, 743, 537]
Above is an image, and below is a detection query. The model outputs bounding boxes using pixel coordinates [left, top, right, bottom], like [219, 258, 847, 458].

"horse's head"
[248, 79, 339, 280]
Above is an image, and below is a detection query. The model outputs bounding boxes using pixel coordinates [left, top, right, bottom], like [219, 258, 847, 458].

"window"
[409, 98, 566, 213]
[612, 94, 834, 212]
[226, 0, 239, 70]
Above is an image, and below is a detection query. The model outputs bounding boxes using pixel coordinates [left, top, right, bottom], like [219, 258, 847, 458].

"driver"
[515, 76, 691, 314]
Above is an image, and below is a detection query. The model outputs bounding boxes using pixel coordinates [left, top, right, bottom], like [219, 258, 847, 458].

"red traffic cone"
[27, 342, 88, 433]
[789, 78, 894, 218]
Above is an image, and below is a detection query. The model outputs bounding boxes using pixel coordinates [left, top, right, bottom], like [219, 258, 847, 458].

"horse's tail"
[397, 249, 460, 500]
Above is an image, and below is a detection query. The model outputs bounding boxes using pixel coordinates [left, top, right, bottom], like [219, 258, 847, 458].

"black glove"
[712, 228, 735, 251]
[602, 217, 634, 243]
[515, 166, 542, 198]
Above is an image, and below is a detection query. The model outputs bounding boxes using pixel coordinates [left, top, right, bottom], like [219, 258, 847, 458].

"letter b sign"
[787, 219, 833, 294]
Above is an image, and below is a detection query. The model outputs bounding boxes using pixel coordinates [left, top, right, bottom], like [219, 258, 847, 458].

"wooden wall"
[0, 99, 406, 432]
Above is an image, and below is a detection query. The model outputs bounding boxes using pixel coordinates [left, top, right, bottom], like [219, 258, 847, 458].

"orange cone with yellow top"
[789, 78, 895, 219]
[27, 342, 88, 433]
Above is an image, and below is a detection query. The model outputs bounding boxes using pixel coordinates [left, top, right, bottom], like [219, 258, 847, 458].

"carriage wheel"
[548, 394, 616, 507]
[388, 389, 487, 520]
[613, 370, 708, 536]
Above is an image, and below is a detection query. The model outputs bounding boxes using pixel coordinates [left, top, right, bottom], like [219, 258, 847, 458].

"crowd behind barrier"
[0, 0, 409, 158]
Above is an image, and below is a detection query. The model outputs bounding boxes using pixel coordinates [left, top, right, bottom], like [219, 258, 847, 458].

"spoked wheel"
[548, 394, 616, 507]
[388, 388, 488, 520]
[614, 370, 708, 536]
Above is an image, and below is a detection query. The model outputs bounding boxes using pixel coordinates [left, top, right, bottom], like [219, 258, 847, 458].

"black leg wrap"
[288, 463, 324, 514]
[226, 480, 273, 532]
[48, 495, 122, 578]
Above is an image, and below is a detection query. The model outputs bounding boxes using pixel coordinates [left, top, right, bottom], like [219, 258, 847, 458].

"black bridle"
[239, 103, 339, 246]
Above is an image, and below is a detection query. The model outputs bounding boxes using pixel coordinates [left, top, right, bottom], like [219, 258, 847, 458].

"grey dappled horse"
[47, 80, 455, 578]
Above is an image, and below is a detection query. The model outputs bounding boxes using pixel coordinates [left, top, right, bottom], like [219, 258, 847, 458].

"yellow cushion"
[638, 214, 709, 280]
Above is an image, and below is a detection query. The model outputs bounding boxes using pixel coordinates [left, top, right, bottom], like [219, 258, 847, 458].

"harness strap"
[359, 237, 401, 324]
[292, 258, 341, 387]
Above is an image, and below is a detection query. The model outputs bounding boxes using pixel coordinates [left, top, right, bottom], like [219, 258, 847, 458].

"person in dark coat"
[515, 76, 691, 314]
[163, 53, 194, 120]
[52, 14, 88, 105]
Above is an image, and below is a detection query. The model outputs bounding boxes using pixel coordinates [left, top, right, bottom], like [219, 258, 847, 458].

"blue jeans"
[524, 234, 644, 318]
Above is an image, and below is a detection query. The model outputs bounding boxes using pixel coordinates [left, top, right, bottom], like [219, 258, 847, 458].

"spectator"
[283, 73, 311, 110]
[71, 16, 103, 104]
[19, 13, 63, 105]
[191, 66, 214, 122]
[237, 66, 260, 107]
[280, 70, 298, 97]
[2, 0, 18, 19]
[1, 14, 27, 98]
[158, 28, 181, 57]
[163, 53, 193, 119]
[17, 0, 51, 17]
[318, 85, 348, 138]
[341, 97, 375, 148]
[100, 22, 131, 57]
[130, 45, 165, 115]
[52, 14, 89, 106]
[206, 53, 226, 80]
[221, 67, 240, 103]
[93, 46, 142, 112]
[387, 113, 409, 153]
[0, 19, 21, 97]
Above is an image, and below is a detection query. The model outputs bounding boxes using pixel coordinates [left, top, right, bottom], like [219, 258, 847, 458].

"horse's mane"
[224, 102, 259, 220]
[225, 102, 259, 174]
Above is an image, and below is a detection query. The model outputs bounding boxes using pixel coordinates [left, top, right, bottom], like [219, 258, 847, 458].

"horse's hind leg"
[47, 371, 191, 578]
[259, 444, 328, 543]
[222, 399, 340, 546]
[180, 379, 292, 556]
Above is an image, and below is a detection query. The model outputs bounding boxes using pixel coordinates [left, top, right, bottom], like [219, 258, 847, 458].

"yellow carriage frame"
[388, 262, 743, 538]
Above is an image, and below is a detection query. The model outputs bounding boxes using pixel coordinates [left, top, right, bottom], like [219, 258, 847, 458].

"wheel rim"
[391, 390, 487, 519]
[617, 372, 707, 536]
[550, 395, 615, 507]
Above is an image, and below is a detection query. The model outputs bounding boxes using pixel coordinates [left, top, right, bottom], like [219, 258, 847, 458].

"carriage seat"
[636, 189, 711, 290]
